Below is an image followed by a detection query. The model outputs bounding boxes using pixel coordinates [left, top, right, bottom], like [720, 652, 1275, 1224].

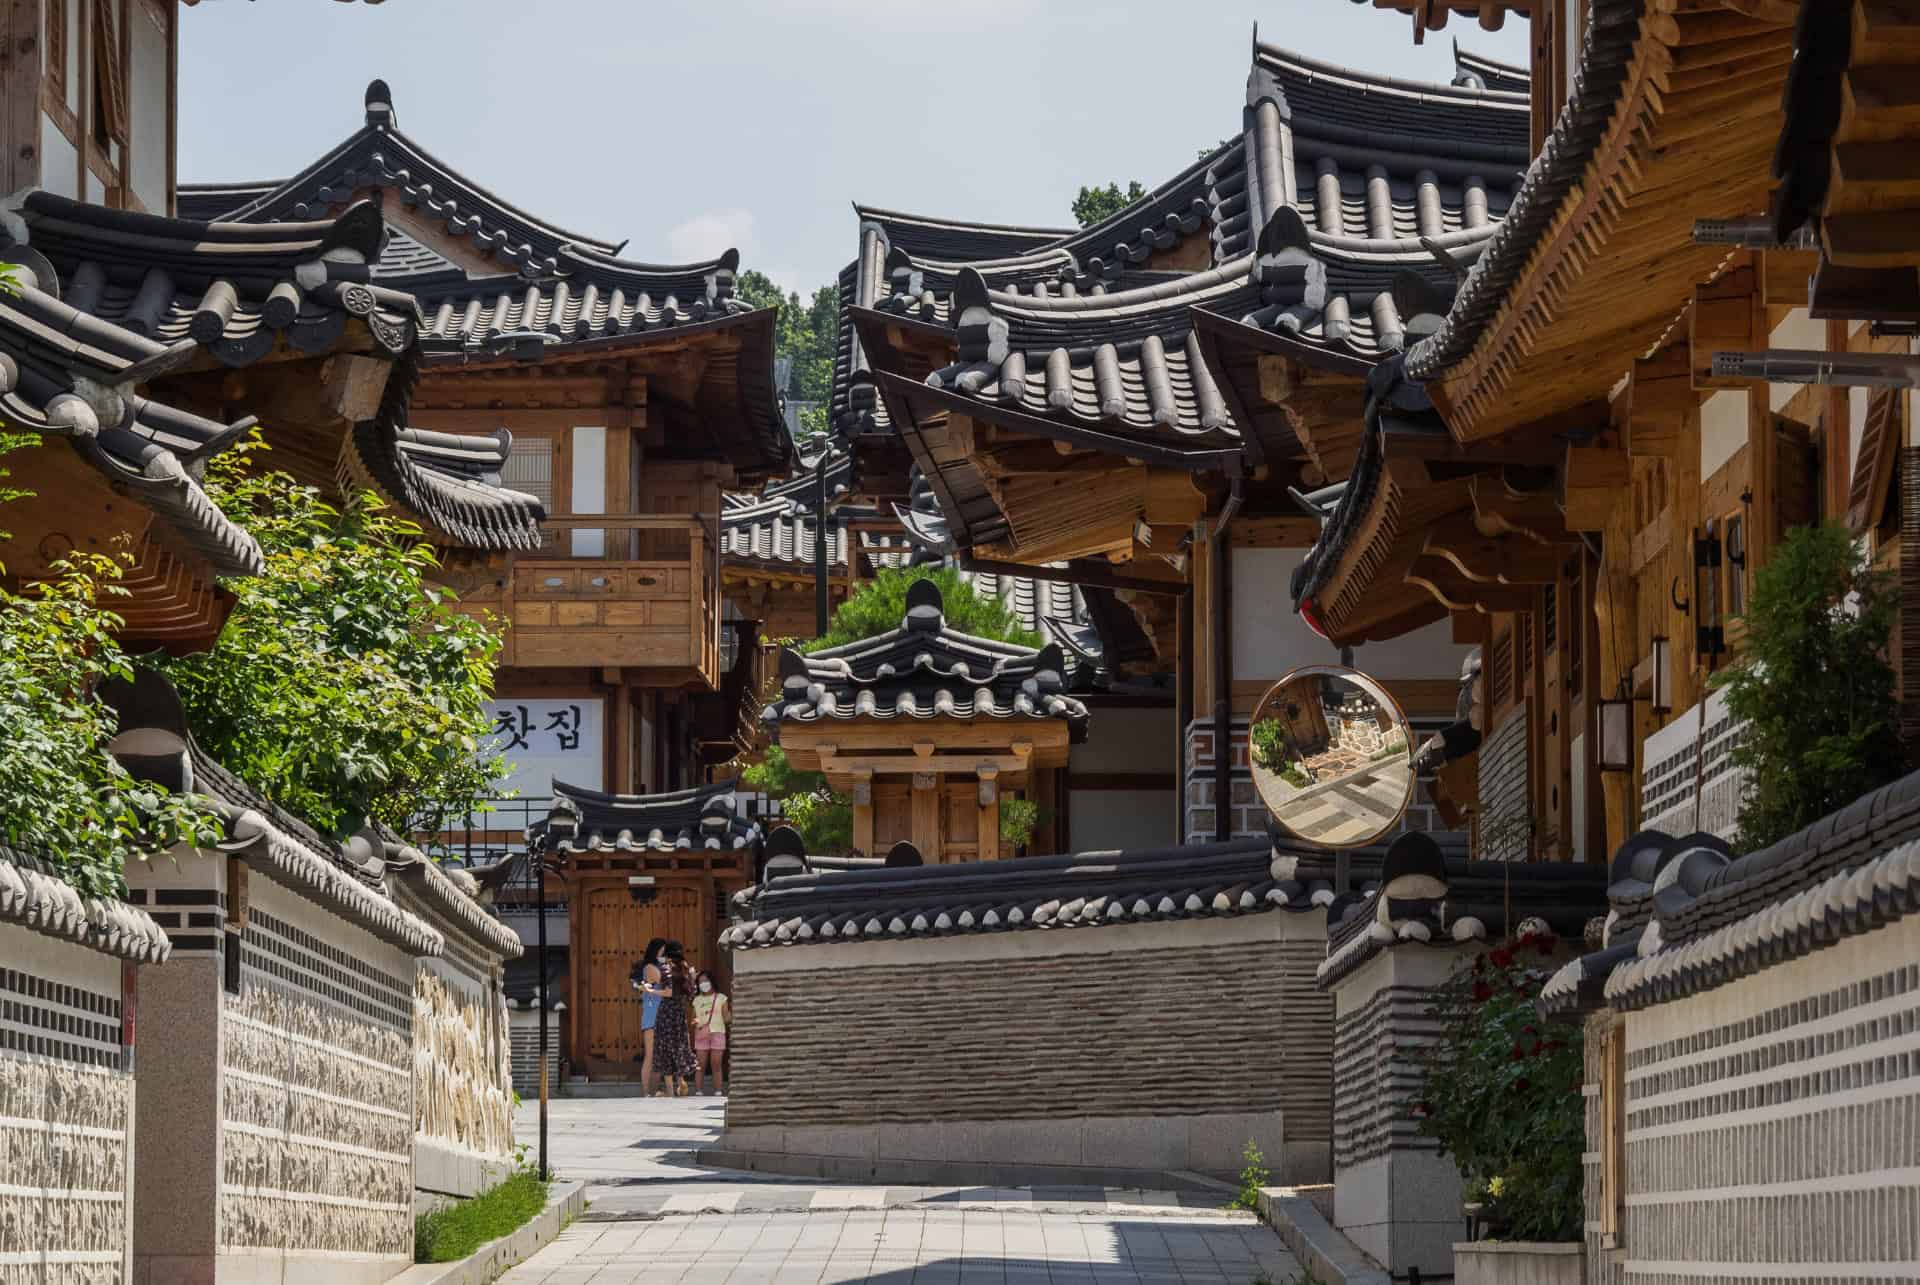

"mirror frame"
[1249, 663, 1416, 849]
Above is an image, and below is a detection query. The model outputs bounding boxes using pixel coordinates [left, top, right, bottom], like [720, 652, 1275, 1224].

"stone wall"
[0, 923, 132, 1285]
[220, 877, 415, 1277]
[721, 913, 1333, 1181]
[1476, 705, 1530, 861]
[1185, 719, 1454, 846]
[1595, 913, 1920, 1283]
[412, 971, 515, 1201]
[508, 1007, 560, 1097]
[1330, 943, 1473, 1278]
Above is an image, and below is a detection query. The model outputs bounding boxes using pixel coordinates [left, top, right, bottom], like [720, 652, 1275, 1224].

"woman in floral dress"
[652, 940, 699, 1094]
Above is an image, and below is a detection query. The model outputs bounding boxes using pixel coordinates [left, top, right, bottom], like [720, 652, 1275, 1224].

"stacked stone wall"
[1475, 704, 1530, 861]
[0, 925, 131, 1285]
[221, 887, 414, 1263]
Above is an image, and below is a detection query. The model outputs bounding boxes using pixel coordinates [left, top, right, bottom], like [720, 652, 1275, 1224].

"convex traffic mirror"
[1250, 664, 1415, 848]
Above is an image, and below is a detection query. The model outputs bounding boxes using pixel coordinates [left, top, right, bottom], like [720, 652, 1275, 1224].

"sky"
[179, 1, 1529, 300]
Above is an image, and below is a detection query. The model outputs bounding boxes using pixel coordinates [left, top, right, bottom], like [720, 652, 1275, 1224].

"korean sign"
[479, 697, 605, 807]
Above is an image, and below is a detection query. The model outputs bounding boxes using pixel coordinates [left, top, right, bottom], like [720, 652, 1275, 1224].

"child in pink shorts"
[692, 970, 729, 1096]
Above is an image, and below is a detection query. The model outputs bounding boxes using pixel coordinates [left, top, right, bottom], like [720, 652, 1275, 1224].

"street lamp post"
[534, 797, 579, 1182]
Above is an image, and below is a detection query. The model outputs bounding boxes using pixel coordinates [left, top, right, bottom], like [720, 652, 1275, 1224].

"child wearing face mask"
[691, 969, 729, 1096]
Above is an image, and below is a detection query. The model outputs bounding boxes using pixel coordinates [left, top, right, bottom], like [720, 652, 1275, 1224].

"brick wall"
[1476, 704, 1530, 861]
[723, 915, 1334, 1178]
[1185, 719, 1456, 847]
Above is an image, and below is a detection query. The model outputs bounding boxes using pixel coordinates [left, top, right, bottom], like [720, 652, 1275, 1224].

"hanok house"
[181, 78, 791, 823]
[762, 579, 1091, 862]
[714, 827, 1440, 1185]
[1284, 0, 1920, 866]
[521, 778, 761, 1078]
[1314, 833, 1603, 1281]
[1539, 772, 1920, 1284]
[104, 669, 524, 1284]
[836, 38, 1528, 848]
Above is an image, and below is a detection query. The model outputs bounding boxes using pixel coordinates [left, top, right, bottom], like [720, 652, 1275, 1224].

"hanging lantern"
[1693, 526, 1724, 660]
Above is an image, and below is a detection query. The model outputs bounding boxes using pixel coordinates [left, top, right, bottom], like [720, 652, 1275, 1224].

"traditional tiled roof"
[762, 580, 1090, 742]
[1452, 44, 1530, 94]
[835, 42, 1524, 450]
[528, 779, 760, 854]
[1316, 832, 1608, 988]
[354, 830, 524, 959]
[356, 415, 547, 551]
[181, 81, 790, 478]
[14, 190, 421, 364]
[724, 833, 1393, 950]
[0, 273, 263, 578]
[101, 671, 445, 957]
[1541, 771, 1920, 1020]
[0, 843, 173, 963]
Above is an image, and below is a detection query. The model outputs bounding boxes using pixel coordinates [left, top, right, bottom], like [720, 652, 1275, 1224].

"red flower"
[1489, 947, 1515, 969]
[1522, 1025, 1539, 1037]
[1534, 934, 1558, 957]
[1530, 1040, 1545, 1055]
[1410, 1101, 1432, 1119]
[1511, 1043, 1527, 1061]
[1472, 981, 1493, 1002]
[1473, 954, 1486, 975]
[1514, 1077, 1531, 1094]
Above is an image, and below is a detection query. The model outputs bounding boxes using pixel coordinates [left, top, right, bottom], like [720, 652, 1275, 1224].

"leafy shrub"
[0, 437, 220, 895]
[741, 745, 851, 854]
[1411, 931, 1583, 1241]
[806, 565, 1041, 652]
[1713, 521, 1902, 850]
[998, 796, 1039, 849]
[162, 439, 506, 838]
[1279, 762, 1310, 789]
[1250, 718, 1289, 771]
[1226, 1139, 1271, 1212]
[414, 1168, 548, 1263]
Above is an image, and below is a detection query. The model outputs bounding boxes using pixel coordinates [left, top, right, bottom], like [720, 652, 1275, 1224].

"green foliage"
[806, 565, 1042, 652]
[1227, 1139, 1271, 1213]
[735, 270, 839, 415]
[1412, 932, 1584, 1242]
[998, 796, 1039, 849]
[0, 439, 221, 896]
[1071, 180, 1147, 228]
[1712, 521, 1902, 851]
[162, 439, 506, 840]
[414, 1168, 549, 1263]
[741, 745, 853, 855]
[1249, 718, 1288, 771]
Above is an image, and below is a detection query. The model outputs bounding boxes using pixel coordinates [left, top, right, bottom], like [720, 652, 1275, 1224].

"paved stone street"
[504, 1096, 1302, 1283]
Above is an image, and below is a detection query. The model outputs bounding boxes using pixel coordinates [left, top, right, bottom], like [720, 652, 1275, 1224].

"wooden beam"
[1469, 475, 1582, 546]
[1407, 556, 1542, 613]
[1563, 445, 1631, 532]
[1423, 514, 1563, 585]
[1691, 267, 1760, 390]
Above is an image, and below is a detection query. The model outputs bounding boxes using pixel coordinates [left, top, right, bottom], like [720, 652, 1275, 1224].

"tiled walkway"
[502, 1097, 1302, 1283]
[503, 1204, 1294, 1283]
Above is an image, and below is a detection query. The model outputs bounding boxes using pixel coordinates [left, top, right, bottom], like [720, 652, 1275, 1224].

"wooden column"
[977, 768, 1000, 861]
[1594, 491, 1638, 854]
[911, 771, 940, 861]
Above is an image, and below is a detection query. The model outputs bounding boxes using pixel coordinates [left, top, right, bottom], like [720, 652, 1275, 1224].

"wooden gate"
[584, 884, 705, 1067]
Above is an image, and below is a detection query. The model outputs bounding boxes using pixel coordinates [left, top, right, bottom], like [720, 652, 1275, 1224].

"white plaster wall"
[1700, 390, 1747, 482]
[1069, 790, 1176, 852]
[128, 0, 168, 215]
[1233, 548, 1343, 676]
[39, 112, 78, 198]
[0, 921, 132, 1284]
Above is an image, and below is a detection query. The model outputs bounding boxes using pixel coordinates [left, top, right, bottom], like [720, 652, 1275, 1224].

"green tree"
[805, 565, 1042, 653]
[740, 745, 852, 855]
[162, 438, 507, 840]
[1071, 180, 1146, 228]
[0, 437, 218, 895]
[1713, 521, 1903, 850]
[735, 269, 839, 437]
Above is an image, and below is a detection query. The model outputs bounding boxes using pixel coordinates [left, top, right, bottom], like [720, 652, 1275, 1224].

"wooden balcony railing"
[455, 515, 721, 682]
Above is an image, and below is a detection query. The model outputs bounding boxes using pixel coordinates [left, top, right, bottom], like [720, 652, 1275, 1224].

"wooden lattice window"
[46, 0, 67, 99]
[92, 0, 127, 147]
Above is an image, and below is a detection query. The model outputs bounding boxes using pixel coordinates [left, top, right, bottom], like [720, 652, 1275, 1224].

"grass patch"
[415, 1169, 550, 1264]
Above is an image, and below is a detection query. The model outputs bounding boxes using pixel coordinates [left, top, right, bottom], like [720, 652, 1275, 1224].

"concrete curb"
[1255, 1187, 1390, 1285]
[695, 1148, 1228, 1193]
[392, 1180, 586, 1285]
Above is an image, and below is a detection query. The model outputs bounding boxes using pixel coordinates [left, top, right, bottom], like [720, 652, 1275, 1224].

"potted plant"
[1411, 930, 1586, 1284]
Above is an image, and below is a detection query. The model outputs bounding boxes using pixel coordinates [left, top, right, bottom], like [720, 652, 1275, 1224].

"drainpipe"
[1211, 473, 1245, 843]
